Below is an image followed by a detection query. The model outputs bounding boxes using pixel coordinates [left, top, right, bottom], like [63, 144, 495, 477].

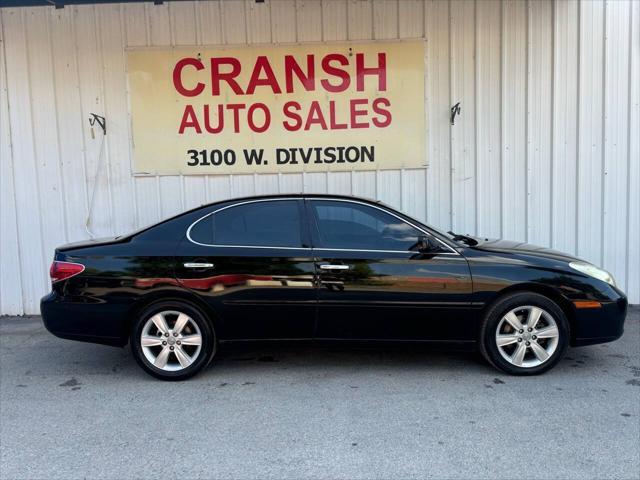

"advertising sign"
[127, 41, 425, 175]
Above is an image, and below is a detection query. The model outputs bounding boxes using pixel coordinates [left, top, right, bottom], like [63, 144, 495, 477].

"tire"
[479, 292, 569, 375]
[130, 300, 216, 381]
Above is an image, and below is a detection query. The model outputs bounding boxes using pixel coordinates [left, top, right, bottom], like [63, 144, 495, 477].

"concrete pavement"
[1, 308, 638, 479]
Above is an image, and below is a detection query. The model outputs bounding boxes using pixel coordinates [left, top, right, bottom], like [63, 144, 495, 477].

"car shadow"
[213, 341, 488, 371]
[5, 332, 623, 383]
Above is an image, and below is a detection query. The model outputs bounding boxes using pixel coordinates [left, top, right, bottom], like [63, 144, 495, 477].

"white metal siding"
[0, 0, 638, 314]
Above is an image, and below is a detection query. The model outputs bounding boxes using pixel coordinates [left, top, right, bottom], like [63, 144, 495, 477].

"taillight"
[50, 261, 85, 283]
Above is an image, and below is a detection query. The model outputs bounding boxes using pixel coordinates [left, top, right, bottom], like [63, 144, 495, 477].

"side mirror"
[417, 235, 441, 253]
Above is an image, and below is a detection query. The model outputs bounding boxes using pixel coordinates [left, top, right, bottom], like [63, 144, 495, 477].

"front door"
[307, 199, 474, 341]
[175, 199, 316, 340]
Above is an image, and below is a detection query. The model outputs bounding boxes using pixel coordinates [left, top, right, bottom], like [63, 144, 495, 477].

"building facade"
[0, 0, 638, 314]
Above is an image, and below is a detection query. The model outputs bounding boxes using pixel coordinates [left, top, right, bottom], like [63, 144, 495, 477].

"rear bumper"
[571, 295, 628, 347]
[40, 292, 128, 347]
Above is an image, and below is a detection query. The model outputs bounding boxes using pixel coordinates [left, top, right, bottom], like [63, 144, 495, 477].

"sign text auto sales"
[127, 42, 425, 175]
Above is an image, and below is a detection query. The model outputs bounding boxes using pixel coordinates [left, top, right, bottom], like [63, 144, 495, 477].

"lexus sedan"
[41, 194, 627, 380]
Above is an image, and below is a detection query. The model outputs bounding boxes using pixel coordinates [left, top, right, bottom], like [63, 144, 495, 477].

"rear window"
[188, 200, 302, 248]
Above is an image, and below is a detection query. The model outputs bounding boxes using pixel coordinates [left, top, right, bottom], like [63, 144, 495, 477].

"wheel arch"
[480, 283, 576, 341]
[122, 290, 222, 342]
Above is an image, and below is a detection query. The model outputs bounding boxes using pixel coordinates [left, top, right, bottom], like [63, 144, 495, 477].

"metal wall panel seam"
[624, 0, 636, 293]
[473, 0, 479, 236]
[117, 4, 138, 232]
[523, 0, 529, 243]
[122, 3, 140, 228]
[46, 9, 70, 245]
[574, 0, 581, 256]
[599, 0, 607, 268]
[94, 5, 116, 236]
[447, 0, 453, 231]
[22, 9, 49, 312]
[549, 0, 555, 249]
[498, 0, 505, 236]
[71, 6, 99, 234]
[627, 0, 640, 299]
[0, 9, 25, 314]
[395, 0, 401, 39]
[499, 0, 504, 239]
[422, 0, 428, 223]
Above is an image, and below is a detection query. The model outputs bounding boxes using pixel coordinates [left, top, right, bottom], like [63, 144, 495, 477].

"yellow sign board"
[127, 41, 425, 175]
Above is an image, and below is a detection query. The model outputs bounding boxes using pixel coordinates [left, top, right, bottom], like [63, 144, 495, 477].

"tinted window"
[190, 200, 302, 247]
[310, 200, 422, 251]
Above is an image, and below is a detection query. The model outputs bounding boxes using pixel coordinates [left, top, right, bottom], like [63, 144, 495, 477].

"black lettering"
[223, 149, 236, 165]
[288, 148, 298, 164]
[243, 149, 265, 165]
[210, 150, 223, 166]
[299, 148, 313, 164]
[324, 147, 336, 163]
[345, 146, 359, 163]
[199, 149, 210, 166]
[276, 148, 290, 164]
[187, 149, 199, 166]
[362, 145, 374, 162]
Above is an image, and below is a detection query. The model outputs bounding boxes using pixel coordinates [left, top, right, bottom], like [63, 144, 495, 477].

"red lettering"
[349, 99, 369, 128]
[178, 105, 202, 133]
[211, 57, 244, 95]
[372, 97, 392, 127]
[173, 58, 205, 97]
[356, 52, 386, 91]
[247, 103, 271, 133]
[282, 101, 303, 131]
[246, 56, 282, 95]
[226, 104, 246, 133]
[203, 104, 224, 134]
[304, 101, 328, 130]
[284, 55, 315, 93]
[320, 54, 350, 93]
[328, 101, 348, 130]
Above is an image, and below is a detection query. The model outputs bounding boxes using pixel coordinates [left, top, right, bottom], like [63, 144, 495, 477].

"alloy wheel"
[140, 310, 203, 371]
[495, 305, 560, 368]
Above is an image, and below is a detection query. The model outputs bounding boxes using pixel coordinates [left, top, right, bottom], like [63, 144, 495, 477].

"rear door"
[307, 199, 474, 341]
[174, 199, 316, 340]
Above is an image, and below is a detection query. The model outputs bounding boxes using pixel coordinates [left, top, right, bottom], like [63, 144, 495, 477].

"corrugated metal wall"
[0, 0, 638, 314]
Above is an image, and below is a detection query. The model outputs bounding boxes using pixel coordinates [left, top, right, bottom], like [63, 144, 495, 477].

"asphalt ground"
[1, 308, 638, 480]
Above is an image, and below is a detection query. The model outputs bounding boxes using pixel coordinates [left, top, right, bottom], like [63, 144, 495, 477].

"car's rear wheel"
[130, 301, 215, 381]
[479, 292, 569, 375]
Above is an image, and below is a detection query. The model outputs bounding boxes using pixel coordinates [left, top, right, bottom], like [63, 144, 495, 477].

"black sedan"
[41, 194, 627, 380]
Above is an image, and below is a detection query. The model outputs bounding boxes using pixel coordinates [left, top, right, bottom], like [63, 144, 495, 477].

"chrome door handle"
[183, 262, 215, 269]
[319, 264, 350, 270]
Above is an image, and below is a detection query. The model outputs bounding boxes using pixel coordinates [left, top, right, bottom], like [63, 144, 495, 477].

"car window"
[310, 200, 422, 251]
[189, 200, 302, 247]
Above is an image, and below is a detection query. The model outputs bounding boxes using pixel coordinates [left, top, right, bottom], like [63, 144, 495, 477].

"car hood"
[469, 238, 580, 263]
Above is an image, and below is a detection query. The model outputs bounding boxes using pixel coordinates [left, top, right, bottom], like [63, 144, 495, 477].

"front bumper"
[571, 295, 628, 346]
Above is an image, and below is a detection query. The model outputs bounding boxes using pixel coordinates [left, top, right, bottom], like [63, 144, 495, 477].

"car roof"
[126, 193, 392, 240]
[136, 193, 388, 235]
[202, 193, 381, 205]
[129, 192, 460, 253]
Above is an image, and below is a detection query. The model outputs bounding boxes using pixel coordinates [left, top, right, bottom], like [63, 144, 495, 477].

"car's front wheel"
[130, 301, 216, 381]
[479, 292, 569, 375]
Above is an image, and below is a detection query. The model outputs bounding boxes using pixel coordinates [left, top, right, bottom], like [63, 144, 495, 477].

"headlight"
[569, 261, 616, 287]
